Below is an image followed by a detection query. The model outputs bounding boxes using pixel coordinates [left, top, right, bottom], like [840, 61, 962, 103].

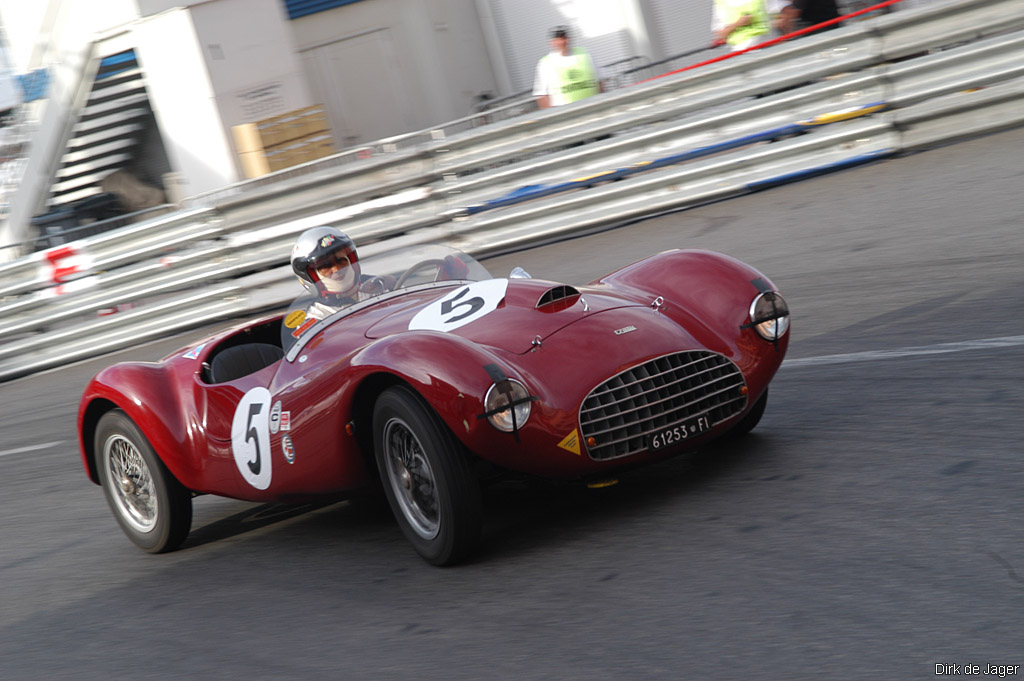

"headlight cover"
[483, 379, 533, 432]
[748, 291, 790, 341]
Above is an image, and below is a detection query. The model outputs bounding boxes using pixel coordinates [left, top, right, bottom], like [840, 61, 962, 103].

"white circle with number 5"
[409, 278, 508, 332]
[231, 387, 272, 490]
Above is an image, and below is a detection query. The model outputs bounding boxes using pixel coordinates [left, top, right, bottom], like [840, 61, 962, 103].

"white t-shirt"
[532, 50, 602, 107]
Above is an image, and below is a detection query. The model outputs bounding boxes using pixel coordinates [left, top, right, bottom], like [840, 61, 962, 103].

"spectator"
[713, 0, 776, 51]
[533, 26, 603, 109]
[773, 0, 842, 35]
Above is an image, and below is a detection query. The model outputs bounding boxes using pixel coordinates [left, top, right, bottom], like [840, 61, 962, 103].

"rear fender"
[78, 362, 196, 487]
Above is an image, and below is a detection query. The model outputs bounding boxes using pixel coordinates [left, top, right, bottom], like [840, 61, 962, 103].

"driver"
[291, 226, 393, 320]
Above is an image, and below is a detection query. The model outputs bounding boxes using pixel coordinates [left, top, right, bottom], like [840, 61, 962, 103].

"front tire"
[94, 410, 193, 553]
[373, 386, 481, 566]
[730, 388, 768, 438]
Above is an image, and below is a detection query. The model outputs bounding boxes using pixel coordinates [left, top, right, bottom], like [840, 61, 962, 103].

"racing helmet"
[290, 226, 361, 297]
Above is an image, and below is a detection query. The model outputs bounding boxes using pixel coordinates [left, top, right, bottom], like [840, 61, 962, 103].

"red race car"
[78, 243, 790, 565]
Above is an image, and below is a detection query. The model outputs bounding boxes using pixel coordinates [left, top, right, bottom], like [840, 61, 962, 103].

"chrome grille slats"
[582, 383, 746, 438]
[579, 351, 747, 460]
[580, 364, 736, 421]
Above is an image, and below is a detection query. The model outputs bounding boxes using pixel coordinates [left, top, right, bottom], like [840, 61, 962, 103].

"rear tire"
[730, 388, 768, 438]
[373, 386, 481, 566]
[94, 410, 193, 553]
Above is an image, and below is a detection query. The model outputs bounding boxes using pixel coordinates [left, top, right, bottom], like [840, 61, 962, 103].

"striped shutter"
[284, 0, 367, 20]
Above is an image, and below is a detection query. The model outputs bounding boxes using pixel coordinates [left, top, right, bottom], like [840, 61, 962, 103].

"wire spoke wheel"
[383, 417, 440, 539]
[94, 410, 192, 553]
[104, 434, 158, 533]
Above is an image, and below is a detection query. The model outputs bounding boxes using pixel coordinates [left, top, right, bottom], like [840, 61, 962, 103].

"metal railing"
[0, 0, 1022, 382]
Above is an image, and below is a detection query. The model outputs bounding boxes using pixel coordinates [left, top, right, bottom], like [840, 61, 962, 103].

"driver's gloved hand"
[359, 274, 396, 295]
[439, 255, 469, 281]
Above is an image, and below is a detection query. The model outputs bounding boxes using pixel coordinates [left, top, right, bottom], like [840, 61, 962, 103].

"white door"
[300, 28, 414, 148]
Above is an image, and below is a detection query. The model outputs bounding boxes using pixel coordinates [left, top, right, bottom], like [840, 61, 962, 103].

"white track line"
[783, 335, 1024, 368]
[0, 441, 66, 458]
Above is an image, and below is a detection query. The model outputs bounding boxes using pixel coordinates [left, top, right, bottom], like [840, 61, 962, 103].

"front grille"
[579, 351, 747, 460]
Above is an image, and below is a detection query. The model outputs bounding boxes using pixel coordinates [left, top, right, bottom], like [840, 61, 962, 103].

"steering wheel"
[394, 258, 448, 289]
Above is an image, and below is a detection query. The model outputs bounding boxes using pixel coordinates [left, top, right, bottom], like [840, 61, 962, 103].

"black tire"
[372, 386, 481, 566]
[94, 410, 193, 553]
[730, 388, 768, 438]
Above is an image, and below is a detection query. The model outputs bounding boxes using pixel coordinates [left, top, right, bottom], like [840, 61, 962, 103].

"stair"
[47, 49, 151, 209]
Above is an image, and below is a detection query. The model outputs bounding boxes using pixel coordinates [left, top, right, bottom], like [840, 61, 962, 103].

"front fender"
[349, 331, 517, 448]
[595, 249, 790, 397]
[596, 250, 781, 324]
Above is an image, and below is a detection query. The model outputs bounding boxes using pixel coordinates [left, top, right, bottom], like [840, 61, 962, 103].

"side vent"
[536, 285, 581, 309]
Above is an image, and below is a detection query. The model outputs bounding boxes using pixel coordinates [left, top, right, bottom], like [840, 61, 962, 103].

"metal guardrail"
[0, 0, 1022, 382]
[0, 205, 221, 298]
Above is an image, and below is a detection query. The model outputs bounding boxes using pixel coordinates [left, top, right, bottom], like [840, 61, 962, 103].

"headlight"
[483, 379, 532, 432]
[748, 291, 790, 341]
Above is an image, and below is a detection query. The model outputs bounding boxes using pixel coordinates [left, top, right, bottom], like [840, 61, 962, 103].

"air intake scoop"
[536, 285, 580, 312]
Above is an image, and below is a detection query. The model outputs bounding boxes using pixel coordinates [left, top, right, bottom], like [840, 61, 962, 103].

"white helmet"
[290, 226, 360, 297]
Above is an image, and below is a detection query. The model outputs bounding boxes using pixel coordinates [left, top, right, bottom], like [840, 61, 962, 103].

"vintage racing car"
[78, 243, 790, 565]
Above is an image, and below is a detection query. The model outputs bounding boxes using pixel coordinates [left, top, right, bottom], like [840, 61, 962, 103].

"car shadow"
[471, 434, 775, 564]
[181, 491, 393, 550]
[177, 436, 775, 562]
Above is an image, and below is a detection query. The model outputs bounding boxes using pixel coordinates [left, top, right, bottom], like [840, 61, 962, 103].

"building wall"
[481, 0, 647, 94]
[134, 0, 316, 194]
[191, 0, 314, 127]
[287, 0, 499, 146]
[132, 9, 239, 195]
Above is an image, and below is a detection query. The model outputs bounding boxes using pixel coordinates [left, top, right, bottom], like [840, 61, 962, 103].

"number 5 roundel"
[231, 387, 272, 490]
[408, 279, 508, 332]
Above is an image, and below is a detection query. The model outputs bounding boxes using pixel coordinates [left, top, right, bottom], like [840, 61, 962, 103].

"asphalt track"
[1, 127, 1022, 680]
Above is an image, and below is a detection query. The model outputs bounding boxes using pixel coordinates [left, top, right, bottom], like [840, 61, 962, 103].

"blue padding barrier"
[461, 102, 889, 216]
[745, 148, 895, 191]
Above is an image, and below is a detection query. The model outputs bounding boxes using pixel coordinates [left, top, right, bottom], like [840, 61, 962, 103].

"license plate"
[646, 415, 712, 451]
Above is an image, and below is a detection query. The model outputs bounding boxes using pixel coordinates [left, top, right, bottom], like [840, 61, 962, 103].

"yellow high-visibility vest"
[542, 48, 599, 104]
[717, 0, 770, 47]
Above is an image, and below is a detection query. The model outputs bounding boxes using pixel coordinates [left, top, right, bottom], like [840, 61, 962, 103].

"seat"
[207, 343, 284, 383]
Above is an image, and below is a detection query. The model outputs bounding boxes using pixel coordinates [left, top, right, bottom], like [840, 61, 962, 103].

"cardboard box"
[291, 132, 336, 165]
[232, 123, 264, 154]
[238, 150, 271, 178]
[296, 107, 329, 138]
[266, 146, 294, 172]
[237, 118, 334, 177]
[234, 105, 330, 155]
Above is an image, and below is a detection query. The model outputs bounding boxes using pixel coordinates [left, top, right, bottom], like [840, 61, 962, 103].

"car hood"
[364, 278, 648, 354]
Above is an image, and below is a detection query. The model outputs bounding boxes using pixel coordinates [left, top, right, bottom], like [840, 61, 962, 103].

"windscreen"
[281, 242, 491, 352]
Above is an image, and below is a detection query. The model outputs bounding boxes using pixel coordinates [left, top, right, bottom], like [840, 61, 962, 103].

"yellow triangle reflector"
[558, 429, 581, 456]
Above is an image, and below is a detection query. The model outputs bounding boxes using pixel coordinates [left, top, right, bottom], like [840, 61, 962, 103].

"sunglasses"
[315, 251, 354, 275]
